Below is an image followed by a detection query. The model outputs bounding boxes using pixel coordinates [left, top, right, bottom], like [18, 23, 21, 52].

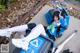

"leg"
[0, 24, 28, 37]
[12, 24, 47, 50]
[25, 24, 46, 40]
[8, 24, 28, 32]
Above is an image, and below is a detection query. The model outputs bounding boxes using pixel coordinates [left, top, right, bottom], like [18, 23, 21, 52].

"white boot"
[12, 24, 46, 50]
[12, 38, 29, 50]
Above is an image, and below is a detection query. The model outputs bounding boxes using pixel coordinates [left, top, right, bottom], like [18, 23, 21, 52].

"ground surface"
[29, 5, 80, 53]
[57, 17, 80, 53]
[9, 5, 80, 53]
[0, 0, 48, 28]
[0, 1, 80, 53]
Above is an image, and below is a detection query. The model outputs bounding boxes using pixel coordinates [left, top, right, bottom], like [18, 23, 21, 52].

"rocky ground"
[0, 0, 79, 29]
[0, 1, 80, 53]
[69, 4, 80, 19]
[0, 0, 49, 28]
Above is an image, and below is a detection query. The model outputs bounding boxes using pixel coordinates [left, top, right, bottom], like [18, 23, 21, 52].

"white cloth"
[53, 21, 61, 27]
[8, 25, 28, 32]
[0, 24, 28, 37]
[12, 24, 46, 50]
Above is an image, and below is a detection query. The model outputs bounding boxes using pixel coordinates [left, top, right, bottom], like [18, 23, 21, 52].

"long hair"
[52, 11, 60, 22]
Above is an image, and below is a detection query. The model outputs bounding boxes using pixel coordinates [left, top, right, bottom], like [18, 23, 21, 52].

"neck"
[55, 20, 59, 23]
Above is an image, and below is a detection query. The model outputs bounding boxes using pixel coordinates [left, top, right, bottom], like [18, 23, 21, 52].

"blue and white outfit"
[47, 15, 70, 38]
[47, 21, 61, 37]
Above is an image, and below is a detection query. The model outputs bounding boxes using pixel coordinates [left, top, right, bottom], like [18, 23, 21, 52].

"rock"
[6, 18, 11, 22]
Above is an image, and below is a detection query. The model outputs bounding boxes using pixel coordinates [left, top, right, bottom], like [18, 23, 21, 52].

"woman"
[47, 11, 62, 39]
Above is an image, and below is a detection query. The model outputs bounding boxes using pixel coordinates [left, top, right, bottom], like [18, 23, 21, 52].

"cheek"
[54, 18, 58, 20]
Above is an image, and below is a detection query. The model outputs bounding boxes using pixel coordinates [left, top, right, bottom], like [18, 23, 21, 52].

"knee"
[37, 24, 44, 29]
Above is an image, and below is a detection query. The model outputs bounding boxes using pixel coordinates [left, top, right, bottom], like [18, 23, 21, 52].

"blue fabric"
[48, 27, 57, 37]
[65, 15, 70, 26]
[60, 15, 70, 26]
[20, 35, 47, 53]
[47, 24, 61, 37]
[47, 15, 70, 37]
[45, 11, 53, 25]
[45, 8, 70, 38]
[59, 15, 70, 33]
[60, 17, 67, 27]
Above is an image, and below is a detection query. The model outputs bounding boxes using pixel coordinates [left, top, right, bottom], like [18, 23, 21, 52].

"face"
[54, 16, 59, 21]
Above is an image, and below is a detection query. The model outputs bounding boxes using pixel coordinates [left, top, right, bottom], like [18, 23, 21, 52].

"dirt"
[0, 0, 79, 29]
[0, 0, 49, 28]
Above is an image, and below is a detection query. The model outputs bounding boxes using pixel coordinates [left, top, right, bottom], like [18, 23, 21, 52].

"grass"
[0, 0, 17, 12]
[0, 5, 6, 12]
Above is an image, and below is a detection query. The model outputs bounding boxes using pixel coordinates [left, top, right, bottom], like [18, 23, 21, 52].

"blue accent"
[65, 15, 70, 26]
[20, 8, 70, 53]
[59, 15, 70, 33]
[45, 10, 53, 25]
[60, 15, 70, 27]
[46, 10, 70, 37]
[60, 17, 67, 27]
[20, 36, 46, 53]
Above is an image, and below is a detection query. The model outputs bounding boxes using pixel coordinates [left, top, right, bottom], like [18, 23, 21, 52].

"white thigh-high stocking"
[12, 24, 46, 50]
[0, 24, 28, 37]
